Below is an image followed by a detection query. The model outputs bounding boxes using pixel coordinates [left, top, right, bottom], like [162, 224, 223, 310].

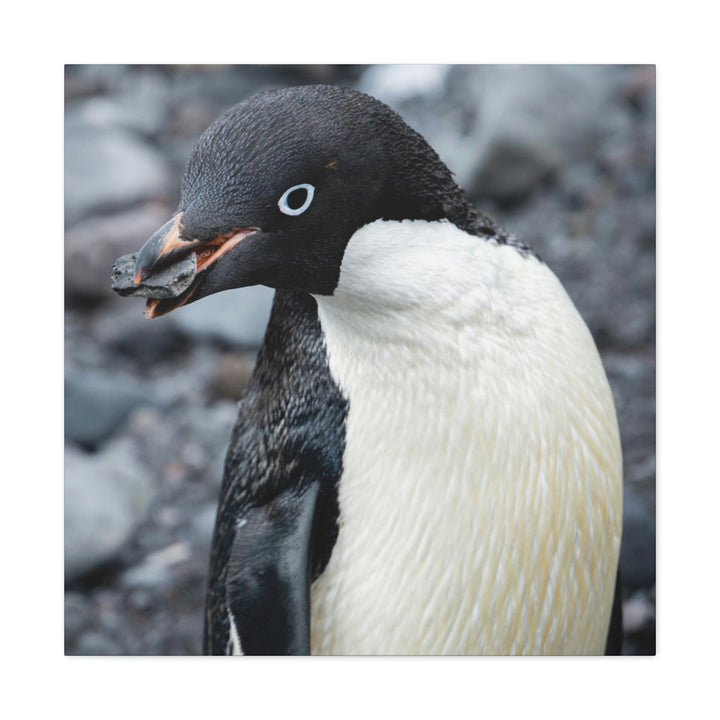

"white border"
[6, 1, 718, 717]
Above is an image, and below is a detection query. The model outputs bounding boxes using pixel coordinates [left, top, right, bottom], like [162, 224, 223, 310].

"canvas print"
[64, 64, 655, 655]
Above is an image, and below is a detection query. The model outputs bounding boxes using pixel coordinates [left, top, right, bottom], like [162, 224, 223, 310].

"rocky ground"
[64, 64, 655, 655]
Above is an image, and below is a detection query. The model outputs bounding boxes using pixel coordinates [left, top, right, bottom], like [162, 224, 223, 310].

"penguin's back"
[310, 219, 623, 655]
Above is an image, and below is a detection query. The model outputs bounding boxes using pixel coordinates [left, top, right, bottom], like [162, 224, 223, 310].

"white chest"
[310, 220, 622, 655]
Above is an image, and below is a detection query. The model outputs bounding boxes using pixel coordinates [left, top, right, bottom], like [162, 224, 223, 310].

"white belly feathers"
[310, 219, 623, 655]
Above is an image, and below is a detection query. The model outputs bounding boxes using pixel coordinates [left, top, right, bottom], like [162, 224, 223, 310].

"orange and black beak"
[131, 213, 259, 318]
[132, 213, 193, 285]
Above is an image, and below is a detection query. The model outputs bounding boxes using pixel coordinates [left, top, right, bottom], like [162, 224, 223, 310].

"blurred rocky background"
[64, 64, 655, 655]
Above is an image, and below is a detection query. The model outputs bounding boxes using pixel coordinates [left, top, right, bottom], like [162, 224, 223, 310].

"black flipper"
[604, 564, 624, 655]
[225, 481, 320, 655]
[203, 291, 348, 655]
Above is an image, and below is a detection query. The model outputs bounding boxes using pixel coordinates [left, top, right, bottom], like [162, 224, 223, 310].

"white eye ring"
[278, 183, 315, 216]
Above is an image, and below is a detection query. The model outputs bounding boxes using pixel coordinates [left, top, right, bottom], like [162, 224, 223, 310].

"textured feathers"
[310, 220, 622, 654]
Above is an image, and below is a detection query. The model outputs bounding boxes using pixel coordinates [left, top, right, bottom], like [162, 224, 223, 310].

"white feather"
[310, 219, 622, 655]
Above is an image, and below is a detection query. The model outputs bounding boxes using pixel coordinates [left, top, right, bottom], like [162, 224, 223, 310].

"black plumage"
[204, 290, 347, 654]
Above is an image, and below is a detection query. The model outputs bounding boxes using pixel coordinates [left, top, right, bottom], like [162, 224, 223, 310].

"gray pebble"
[112, 252, 197, 299]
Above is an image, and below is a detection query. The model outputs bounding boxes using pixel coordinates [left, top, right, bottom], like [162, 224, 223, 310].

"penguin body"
[311, 219, 621, 654]
[116, 84, 623, 655]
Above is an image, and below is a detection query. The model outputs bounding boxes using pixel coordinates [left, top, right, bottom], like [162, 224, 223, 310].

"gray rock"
[65, 203, 174, 302]
[65, 367, 158, 450]
[67, 69, 170, 137]
[64, 122, 172, 226]
[64, 439, 157, 583]
[88, 302, 189, 366]
[177, 400, 238, 466]
[171, 285, 274, 348]
[112, 251, 197, 299]
[360, 65, 633, 204]
[623, 591, 655, 634]
[120, 542, 192, 590]
[359, 64, 451, 105]
[208, 351, 256, 401]
[466, 66, 632, 203]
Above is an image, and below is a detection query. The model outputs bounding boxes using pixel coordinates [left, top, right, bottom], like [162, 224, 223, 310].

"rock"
[360, 64, 451, 105]
[208, 351, 256, 400]
[64, 438, 157, 584]
[120, 542, 192, 590]
[111, 251, 197, 299]
[107, 310, 188, 366]
[623, 591, 655, 634]
[67, 68, 170, 137]
[100, 304, 190, 366]
[65, 203, 174, 303]
[64, 121, 172, 226]
[64, 367, 159, 450]
[468, 66, 633, 204]
[171, 285, 274, 348]
[473, 139, 559, 205]
[175, 400, 238, 489]
[360, 65, 633, 205]
[178, 400, 238, 457]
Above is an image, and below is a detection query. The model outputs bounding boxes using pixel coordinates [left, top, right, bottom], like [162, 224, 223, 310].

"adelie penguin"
[113, 84, 624, 655]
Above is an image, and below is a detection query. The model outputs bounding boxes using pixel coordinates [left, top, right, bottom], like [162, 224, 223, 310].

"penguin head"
[132, 85, 474, 317]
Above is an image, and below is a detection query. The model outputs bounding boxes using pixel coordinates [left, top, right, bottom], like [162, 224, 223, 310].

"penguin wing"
[204, 291, 347, 655]
[225, 481, 320, 655]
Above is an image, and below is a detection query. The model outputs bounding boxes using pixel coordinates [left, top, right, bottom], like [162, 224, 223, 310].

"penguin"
[120, 84, 623, 655]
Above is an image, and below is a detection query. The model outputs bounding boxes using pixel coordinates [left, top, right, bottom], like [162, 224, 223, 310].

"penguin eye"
[278, 183, 315, 216]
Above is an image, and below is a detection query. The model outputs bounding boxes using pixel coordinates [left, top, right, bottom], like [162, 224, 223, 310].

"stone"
[359, 64, 451, 105]
[64, 367, 158, 450]
[64, 122, 172, 226]
[360, 65, 633, 205]
[120, 542, 192, 590]
[67, 68, 170, 137]
[99, 304, 190, 366]
[65, 203, 173, 303]
[111, 251, 197, 299]
[64, 439, 157, 584]
[171, 285, 274, 349]
[208, 352, 256, 400]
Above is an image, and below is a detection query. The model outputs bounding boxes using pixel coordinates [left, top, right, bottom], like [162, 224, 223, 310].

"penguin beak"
[132, 214, 259, 318]
[133, 213, 192, 285]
